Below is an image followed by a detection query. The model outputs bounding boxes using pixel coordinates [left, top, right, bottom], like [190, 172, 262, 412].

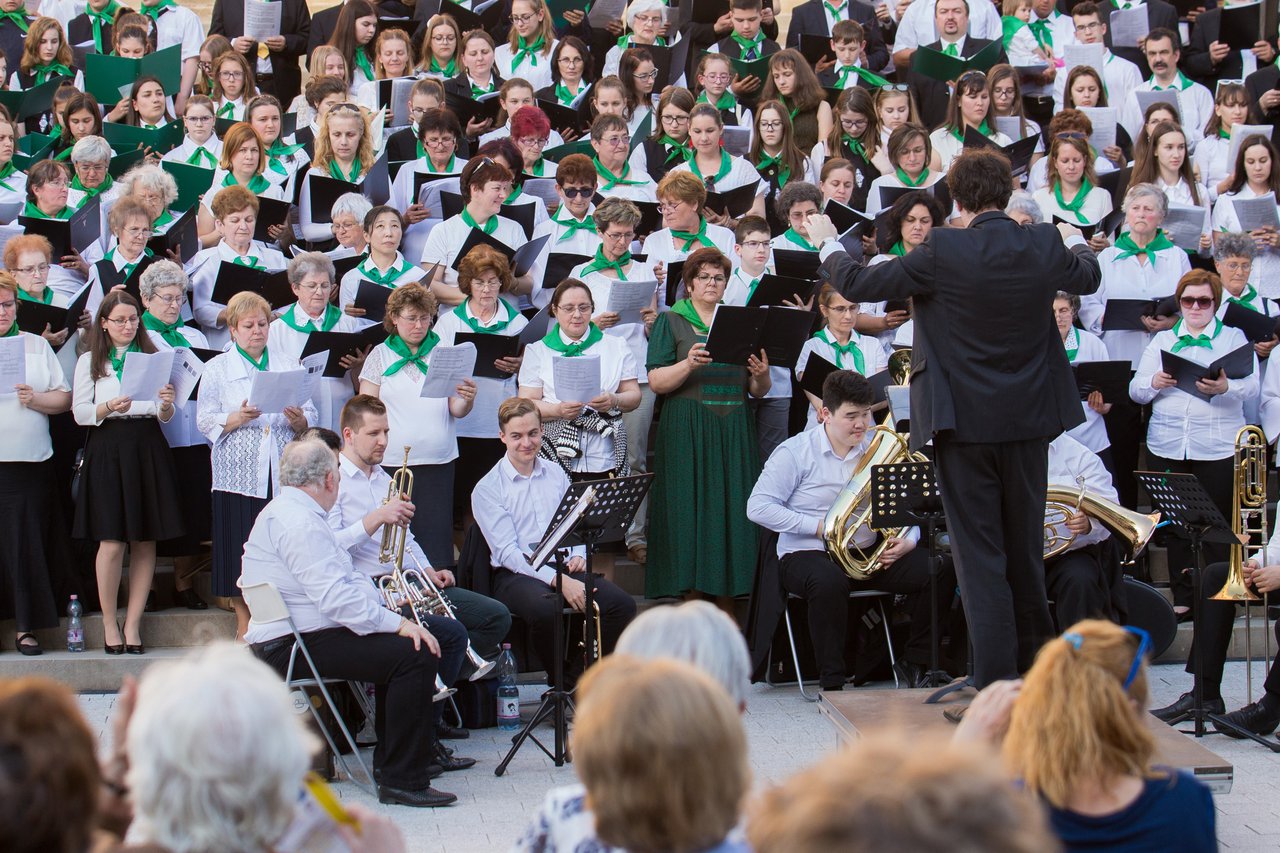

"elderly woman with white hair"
[1005, 189, 1043, 227]
[601, 0, 680, 78]
[66, 135, 119, 211]
[329, 191, 373, 261]
[117, 163, 183, 237]
[267, 252, 366, 431]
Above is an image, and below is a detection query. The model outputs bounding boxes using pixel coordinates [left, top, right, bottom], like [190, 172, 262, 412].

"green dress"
[644, 310, 760, 598]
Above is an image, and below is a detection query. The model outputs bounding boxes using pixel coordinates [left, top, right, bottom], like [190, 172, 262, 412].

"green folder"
[0, 77, 70, 122]
[101, 120, 184, 155]
[84, 44, 183, 104]
[719, 51, 772, 83]
[108, 147, 148, 179]
[161, 161, 217, 212]
[12, 133, 53, 171]
[910, 40, 1003, 83]
[629, 111, 652, 149]
[547, 0, 592, 31]
[544, 139, 594, 160]
[18, 132, 53, 155]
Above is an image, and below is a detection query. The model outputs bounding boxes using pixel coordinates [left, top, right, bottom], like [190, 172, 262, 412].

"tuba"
[822, 426, 930, 580]
[1043, 479, 1160, 560]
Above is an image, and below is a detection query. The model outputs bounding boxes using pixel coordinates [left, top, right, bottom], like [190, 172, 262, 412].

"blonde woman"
[495, 0, 557, 91]
[296, 103, 375, 244]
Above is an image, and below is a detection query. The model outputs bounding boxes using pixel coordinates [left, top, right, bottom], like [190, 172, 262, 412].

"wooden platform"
[816, 688, 1234, 795]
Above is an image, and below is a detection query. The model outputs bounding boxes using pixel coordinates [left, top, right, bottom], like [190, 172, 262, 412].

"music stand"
[494, 473, 653, 776]
[1134, 471, 1244, 740]
[871, 460, 952, 691]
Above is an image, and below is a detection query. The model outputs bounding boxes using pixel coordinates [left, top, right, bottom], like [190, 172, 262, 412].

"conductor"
[806, 149, 1103, 688]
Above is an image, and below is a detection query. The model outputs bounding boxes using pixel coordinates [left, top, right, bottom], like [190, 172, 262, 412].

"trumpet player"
[329, 395, 511, 744]
[746, 370, 955, 690]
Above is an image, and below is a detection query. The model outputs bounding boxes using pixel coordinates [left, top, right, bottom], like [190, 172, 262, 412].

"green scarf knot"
[542, 323, 602, 356]
[582, 245, 630, 279]
[383, 331, 440, 375]
[670, 298, 709, 334]
[671, 218, 715, 252]
[1113, 229, 1175, 264]
[108, 341, 141, 378]
[142, 311, 186, 347]
[1053, 179, 1094, 224]
[453, 299, 515, 333]
[280, 302, 342, 333]
[461, 208, 498, 234]
[820, 328, 864, 372]
[594, 156, 646, 190]
[1170, 318, 1222, 354]
[512, 34, 546, 68]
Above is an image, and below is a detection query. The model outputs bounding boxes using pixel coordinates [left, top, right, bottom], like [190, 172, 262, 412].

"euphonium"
[378, 568, 456, 703]
[888, 347, 912, 386]
[822, 426, 929, 580]
[1043, 480, 1160, 560]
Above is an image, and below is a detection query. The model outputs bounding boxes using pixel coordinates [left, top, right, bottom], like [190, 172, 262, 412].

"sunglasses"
[1179, 296, 1214, 309]
[1061, 625, 1151, 691]
[559, 186, 594, 199]
[879, 83, 909, 92]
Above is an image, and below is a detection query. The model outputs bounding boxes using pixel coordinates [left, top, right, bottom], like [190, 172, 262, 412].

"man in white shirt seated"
[241, 437, 468, 808]
[747, 370, 956, 690]
[471, 397, 637, 689]
[328, 395, 513, 719]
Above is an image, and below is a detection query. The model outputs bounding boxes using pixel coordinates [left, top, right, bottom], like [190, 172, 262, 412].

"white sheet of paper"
[552, 353, 601, 404]
[993, 115, 1024, 141]
[0, 335, 24, 395]
[418, 177, 462, 216]
[1228, 124, 1272, 173]
[419, 343, 477, 398]
[1109, 7, 1148, 48]
[588, 0, 626, 27]
[521, 178, 560, 209]
[244, 0, 283, 42]
[1063, 43, 1106, 76]
[1079, 107, 1117, 153]
[300, 351, 327, 403]
[248, 367, 307, 413]
[606, 279, 658, 326]
[1134, 90, 1181, 127]
[119, 350, 175, 400]
[1162, 205, 1209, 251]
[167, 347, 205, 407]
[1233, 193, 1280, 231]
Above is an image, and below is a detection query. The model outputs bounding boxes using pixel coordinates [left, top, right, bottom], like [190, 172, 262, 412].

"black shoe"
[125, 643, 145, 655]
[437, 723, 470, 740]
[1151, 692, 1225, 724]
[432, 741, 476, 771]
[177, 587, 208, 610]
[16, 632, 42, 656]
[377, 784, 457, 808]
[893, 660, 929, 689]
[1213, 700, 1280, 738]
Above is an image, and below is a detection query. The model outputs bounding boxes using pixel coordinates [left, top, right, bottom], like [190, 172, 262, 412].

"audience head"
[615, 600, 752, 707]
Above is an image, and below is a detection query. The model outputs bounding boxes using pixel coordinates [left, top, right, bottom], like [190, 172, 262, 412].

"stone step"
[0, 608, 236, 653]
[0, 648, 191, 691]
[1156, 614, 1276, 664]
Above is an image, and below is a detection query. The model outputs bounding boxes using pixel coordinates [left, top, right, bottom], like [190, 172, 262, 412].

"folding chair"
[768, 590, 901, 702]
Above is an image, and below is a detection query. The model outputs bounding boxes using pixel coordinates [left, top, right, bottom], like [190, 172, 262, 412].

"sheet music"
[0, 336, 24, 394]
[382, 78, 416, 127]
[552, 353, 601, 404]
[300, 351, 327, 403]
[588, 0, 626, 27]
[244, 0, 283, 42]
[993, 115, 1024, 141]
[418, 177, 462, 217]
[1109, 7, 1148, 48]
[1079, 107, 1117, 152]
[1162, 205, 1209, 251]
[1134, 90, 1180, 125]
[521, 178, 560, 209]
[119, 350, 175, 400]
[1233, 193, 1280, 231]
[418, 343, 477, 398]
[167, 347, 204, 406]
[248, 367, 307, 413]
[606, 279, 658, 325]
[1063, 43, 1106, 75]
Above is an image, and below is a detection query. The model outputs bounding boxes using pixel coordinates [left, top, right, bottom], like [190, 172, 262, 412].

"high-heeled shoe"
[125, 643, 145, 655]
[104, 622, 124, 655]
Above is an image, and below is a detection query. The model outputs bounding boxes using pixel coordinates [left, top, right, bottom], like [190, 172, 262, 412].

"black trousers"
[1147, 454, 1235, 610]
[1187, 561, 1280, 699]
[1102, 399, 1143, 510]
[1046, 543, 1113, 630]
[935, 435, 1054, 688]
[778, 547, 955, 689]
[491, 567, 637, 684]
[254, 622, 464, 790]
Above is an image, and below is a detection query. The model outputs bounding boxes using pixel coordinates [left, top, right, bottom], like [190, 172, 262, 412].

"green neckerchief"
[328, 158, 361, 182]
[691, 149, 732, 186]
[542, 323, 602, 355]
[384, 331, 439, 375]
[354, 49, 375, 83]
[729, 30, 765, 59]
[85, 1, 120, 53]
[267, 139, 304, 161]
[942, 41, 959, 57]
[888, 240, 907, 256]
[841, 134, 867, 161]
[782, 228, 818, 251]
[555, 80, 584, 106]
[512, 34, 546, 68]
[593, 156, 646, 190]
[429, 55, 457, 78]
[1053, 179, 1093, 224]
[1228, 283, 1262, 312]
[142, 310, 186, 347]
[529, 158, 549, 177]
[360, 255, 406, 285]
[782, 95, 799, 121]
[670, 297, 709, 334]
[33, 62, 72, 85]
[280, 302, 342, 333]
[1001, 15, 1027, 50]
[424, 153, 457, 173]
[823, 0, 846, 20]
[950, 118, 992, 142]
[756, 151, 792, 187]
[54, 145, 73, 162]
[1218, 127, 1231, 140]
[453, 298, 515, 333]
[17, 286, 52, 304]
[1151, 70, 1193, 92]
[140, 0, 175, 20]
[222, 171, 272, 194]
[1063, 326, 1079, 362]
[819, 327, 863, 372]
[0, 159, 17, 191]
[582, 244, 630, 279]
[616, 34, 666, 49]
[895, 166, 928, 187]
[552, 209, 595, 241]
[22, 201, 71, 220]
[1113, 229, 1175, 264]
[71, 171, 113, 201]
[108, 340, 141, 378]
[0, 7, 29, 32]
[109, 245, 152, 280]
[232, 253, 264, 270]
[461, 207, 498, 234]
[216, 100, 238, 120]
[1, 322, 16, 336]
[470, 75, 495, 97]
[835, 64, 890, 90]
[671, 218, 715, 251]
[152, 208, 174, 231]
[504, 185, 523, 204]
[658, 134, 692, 164]
[1028, 15, 1055, 51]
[698, 88, 736, 112]
[1170, 318, 1222, 354]
[236, 343, 269, 371]
[185, 144, 218, 167]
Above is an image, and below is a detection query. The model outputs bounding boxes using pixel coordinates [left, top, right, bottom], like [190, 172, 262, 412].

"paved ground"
[76, 660, 1280, 852]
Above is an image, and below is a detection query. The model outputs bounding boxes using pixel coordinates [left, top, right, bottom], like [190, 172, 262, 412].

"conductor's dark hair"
[946, 149, 1013, 215]
[821, 369, 873, 413]
[298, 427, 342, 452]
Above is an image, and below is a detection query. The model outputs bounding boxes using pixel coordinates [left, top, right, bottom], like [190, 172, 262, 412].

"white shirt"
[1025, 154, 1118, 193]
[188, 240, 288, 350]
[863, 171, 946, 215]
[358, 340, 460, 466]
[72, 348, 170, 425]
[327, 453, 432, 578]
[1051, 50, 1141, 115]
[146, 324, 210, 449]
[1156, 175, 1207, 209]
[494, 39, 558, 91]
[594, 159, 658, 202]
[195, 346, 318, 497]
[163, 135, 224, 168]
[471, 454, 583, 585]
[1119, 74, 1213, 151]
[147, 2, 205, 62]
[432, 299, 528, 439]
[241, 486, 403, 644]
[266, 304, 363, 432]
[640, 223, 736, 308]
[570, 262, 657, 384]
[668, 153, 764, 197]
[1047, 432, 1116, 551]
[1032, 184, 1114, 227]
[796, 330, 888, 427]
[1130, 321, 1258, 460]
[1062, 326, 1112, 453]
[0, 331, 68, 462]
[1213, 187, 1280, 298]
[929, 127, 1013, 172]
[1192, 133, 1231, 204]
[338, 252, 426, 320]
[419, 212, 526, 292]
[891, 0, 1001, 53]
[1078, 242, 1192, 367]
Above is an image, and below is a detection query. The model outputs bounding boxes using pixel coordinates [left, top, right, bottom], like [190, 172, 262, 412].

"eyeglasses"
[0, 300, 16, 311]
[1219, 260, 1252, 272]
[602, 230, 634, 241]
[633, 69, 660, 82]
[296, 282, 334, 294]
[510, 12, 538, 23]
[1061, 625, 1151, 691]
[186, 114, 214, 124]
[840, 117, 868, 131]
[557, 304, 594, 315]
[739, 240, 769, 250]
[330, 103, 362, 114]
[515, 136, 549, 148]
[14, 263, 50, 277]
[759, 120, 783, 131]
[105, 316, 140, 326]
[1179, 295, 1215, 309]
[397, 313, 433, 326]
[121, 225, 150, 237]
[560, 185, 594, 199]
[1074, 21, 1102, 32]
[992, 86, 1017, 98]
[633, 13, 663, 24]
[1055, 131, 1086, 140]
[558, 55, 583, 65]
[662, 114, 690, 125]
[77, 162, 108, 174]
[693, 273, 726, 284]
[657, 201, 684, 214]
[219, 70, 245, 80]
[702, 72, 732, 83]
[826, 304, 859, 314]
[599, 134, 630, 148]
[879, 83, 910, 92]
[472, 277, 502, 290]
[151, 293, 183, 306]
[422, 135, 454, 148]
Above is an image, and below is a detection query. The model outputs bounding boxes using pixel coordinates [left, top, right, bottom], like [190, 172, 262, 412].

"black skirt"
[211, 488, 270, 597]
[72, 418, 186, 543]
[157, 444, 213, 557]
[0, 460, 74, 630]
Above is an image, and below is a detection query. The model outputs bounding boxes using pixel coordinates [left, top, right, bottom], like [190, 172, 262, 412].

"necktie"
[943, 42, 959, 57]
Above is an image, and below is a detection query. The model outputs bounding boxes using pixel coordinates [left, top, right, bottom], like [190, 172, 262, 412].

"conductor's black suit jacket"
[819, 212, 1102, 451]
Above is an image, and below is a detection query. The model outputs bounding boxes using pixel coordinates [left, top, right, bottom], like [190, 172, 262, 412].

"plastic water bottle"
[66, 595, 84, 653]
[497, 644, 520, 731]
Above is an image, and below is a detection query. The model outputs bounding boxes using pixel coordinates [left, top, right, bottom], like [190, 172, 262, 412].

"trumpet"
[379, 446, 413, 566]
[407, 551, 496, 680]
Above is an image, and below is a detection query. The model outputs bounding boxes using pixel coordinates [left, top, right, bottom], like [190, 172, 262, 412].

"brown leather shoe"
[627, 545, 647, 565]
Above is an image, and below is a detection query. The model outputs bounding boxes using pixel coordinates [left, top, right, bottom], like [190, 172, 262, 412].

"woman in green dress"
[645, 247, 771, 604]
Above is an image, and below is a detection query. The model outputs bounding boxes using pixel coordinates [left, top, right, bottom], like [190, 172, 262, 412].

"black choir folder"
[300, 325, 390, 378]
[798, 352, 894, 404]
[704, 181, 761, 219]
[1159, 342, 1255, 402]
[746, 273, 816, 308]
[704, 305, 814, 368]
[1221, 301, 1280, 343]
[1101, 297, 1180, 331]
[353, 280, 393, 323]
[455, 332, 520, 379]
[210, 261, 293, 308]
[15, 283, 91, 335]
[1072, 359, 1131, 402]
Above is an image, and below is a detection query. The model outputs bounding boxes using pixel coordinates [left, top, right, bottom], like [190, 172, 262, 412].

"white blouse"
[929, 126, 1013, 172]
[72, 348, 170, 425]
[266, 304, 364, 433]
[358, 340, 461, 466]
[1062, 326, 1112, 453]
[432, 299, 528, 439]
[0, 331, 68, 462]
[639, 223, 736, 308]
[188, 240, 289, 351]
[668, 153, 764, 197]
[1078, 242, 1192, 367]
[797, 329, 888, 428]
[494, 39, 558, 91]
[337, 252, 427, 320]
[1032, 184, 1114, 227]
[419, 212, 527, 292]
[570, 261, 658, 384]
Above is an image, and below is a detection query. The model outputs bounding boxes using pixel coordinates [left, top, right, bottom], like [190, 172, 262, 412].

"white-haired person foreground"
[512, 601, 752, 852]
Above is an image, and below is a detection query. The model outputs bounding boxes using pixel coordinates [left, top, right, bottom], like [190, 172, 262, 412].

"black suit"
[1097, 0, 1179, 78]
[907, 37, 1007, 130]
[785, 0, 890, 74]
[1182, 7, 1275, 90]
[821, 212, 1101, 686]
[1245, 63, 1280, 145]
[211, 0, 311, 106]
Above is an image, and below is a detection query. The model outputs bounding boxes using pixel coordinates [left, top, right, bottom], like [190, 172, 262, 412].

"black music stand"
[871, 460, 953, 692]
[494, 473, 653, 776]
[1135, 471, 1244, 740]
